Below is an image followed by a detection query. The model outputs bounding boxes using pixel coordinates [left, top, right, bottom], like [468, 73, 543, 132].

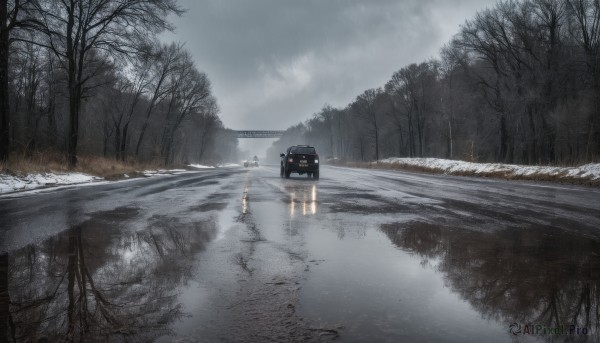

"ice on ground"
[0, 172, 100, 194]
[1, 168, 197, 194]
[378, 158, 600, 181]
[142, 169, 189, 176]
[188, 164, 215, 169]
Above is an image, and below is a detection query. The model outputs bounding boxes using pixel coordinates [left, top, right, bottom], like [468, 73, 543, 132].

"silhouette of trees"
[2, 1, 238, 167]
[0, 0, 39, 162]
[275, 0, 600, 165]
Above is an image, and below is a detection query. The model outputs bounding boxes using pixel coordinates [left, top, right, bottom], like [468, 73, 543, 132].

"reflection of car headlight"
[314, 159, 319, 163]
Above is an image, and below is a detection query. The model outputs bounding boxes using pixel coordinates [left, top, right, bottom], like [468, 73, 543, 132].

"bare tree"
[386, 72, 416, 157]
[134, 42, 183, 158]
[0, 0, 38, 161]
[112, 55, 153, 161]
[193, 109, 221, 163]
[457, 4, 521, 162]
[386, 63, 438, 157]
[566, 0, 600, 159]
[10, 37, 45, 155]
[0, 0, 10, 162]
[317, 105, 336, 157]
[160, 51, 215, 165]
[352, 88, 385, 161]
[29, 0, 182, 167]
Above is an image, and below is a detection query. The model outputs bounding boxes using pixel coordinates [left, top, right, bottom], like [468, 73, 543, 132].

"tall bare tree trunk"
[499, 115, 508, 162]
[408, 113, 414, 157]
[65, 4, 79, 168]
[528, 106, 537, 164]
[120, 123, 129, 161]
[374, 125, 379, 161]
[135, 101, 159, 158]
[0, 1, 10, 162]
[67, 79, 80, 167]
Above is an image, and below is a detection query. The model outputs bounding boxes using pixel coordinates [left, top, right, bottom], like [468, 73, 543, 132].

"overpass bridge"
[235, 130, 285, 138]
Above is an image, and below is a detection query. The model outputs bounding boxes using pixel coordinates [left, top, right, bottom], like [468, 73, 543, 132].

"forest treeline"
[0, 0, 239, 168]
[270, 0, 600, 165]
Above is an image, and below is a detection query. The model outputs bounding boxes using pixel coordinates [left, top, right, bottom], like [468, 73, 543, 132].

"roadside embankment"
[0, 154, 235, 195]
[330, 157, 600, 186]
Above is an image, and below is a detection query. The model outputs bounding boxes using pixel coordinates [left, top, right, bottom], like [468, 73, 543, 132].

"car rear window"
[291, 147, 316, 154]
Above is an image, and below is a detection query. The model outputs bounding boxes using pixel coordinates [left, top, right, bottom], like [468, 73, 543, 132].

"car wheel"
[280, 166, 284, 178]
[285, 168, 291, 179]
[306, 173, 312, 178]
[314, 170, 319, 180]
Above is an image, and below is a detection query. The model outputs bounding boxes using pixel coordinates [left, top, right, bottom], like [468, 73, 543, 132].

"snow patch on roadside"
[188, 164, 215, 169]
[187, 163, 241, 168]
[378, 158, 600, 181]
[0, 172, 101, 194]
[1, 168, 197, 195]
[142, 169, 188, 176]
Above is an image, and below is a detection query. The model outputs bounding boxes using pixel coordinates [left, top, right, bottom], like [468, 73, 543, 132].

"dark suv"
[280, 145, 319, 180]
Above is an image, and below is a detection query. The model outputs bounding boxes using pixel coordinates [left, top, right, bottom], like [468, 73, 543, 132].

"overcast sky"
[162, 0, 497, 157]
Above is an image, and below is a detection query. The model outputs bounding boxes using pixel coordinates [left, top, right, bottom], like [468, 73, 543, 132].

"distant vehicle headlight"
[314, 159, 319, 163]
[288, 158, 293, 163]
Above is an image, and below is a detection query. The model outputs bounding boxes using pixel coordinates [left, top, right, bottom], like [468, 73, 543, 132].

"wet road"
[2, 165, 600, 342]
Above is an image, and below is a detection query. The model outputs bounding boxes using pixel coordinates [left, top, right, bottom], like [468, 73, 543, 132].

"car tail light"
[288, 158, 294, 163]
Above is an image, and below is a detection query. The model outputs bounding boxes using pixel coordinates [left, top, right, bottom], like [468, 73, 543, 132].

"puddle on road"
[296, 216, 600, 342]
[5, 206, 218, 342]
[381, 222, 600, 337]
[287, 184, 318, 217]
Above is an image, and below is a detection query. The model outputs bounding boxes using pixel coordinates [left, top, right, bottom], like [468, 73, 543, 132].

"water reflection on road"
[288, 184, 318, 217]
[298, 216, 600, 342]
[294, 169, 600, 342]
[5, 207, 216, 342]
[4, 166, 600, 342]
[381, 222, 600, 340]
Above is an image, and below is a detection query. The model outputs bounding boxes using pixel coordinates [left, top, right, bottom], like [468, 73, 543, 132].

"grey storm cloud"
[162, 0, 498, 132]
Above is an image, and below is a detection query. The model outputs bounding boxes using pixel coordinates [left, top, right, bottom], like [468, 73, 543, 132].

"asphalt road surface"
[2, 165, 600, 342]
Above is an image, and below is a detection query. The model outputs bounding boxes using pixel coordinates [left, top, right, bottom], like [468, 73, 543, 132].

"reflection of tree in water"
[1, 253, 12, 342]
[7, 207, 216, 342]
[381, 222, 600, 338]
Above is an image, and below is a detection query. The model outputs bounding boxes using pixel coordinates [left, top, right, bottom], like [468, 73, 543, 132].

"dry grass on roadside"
[330, 160, 446, 176]
[0, 151, 70, 175]
[0, 151, 168, 180]
[328, 160, 600, 186]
